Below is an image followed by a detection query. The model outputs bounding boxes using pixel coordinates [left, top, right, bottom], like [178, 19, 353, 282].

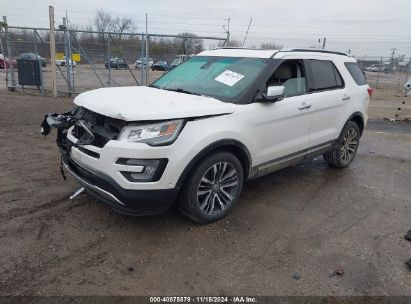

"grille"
[71, 107, 125, 148]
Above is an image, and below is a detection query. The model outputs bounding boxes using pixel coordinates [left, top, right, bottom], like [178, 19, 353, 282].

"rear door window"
[344, 62, 367, 85]
[305, 59, 344, 92]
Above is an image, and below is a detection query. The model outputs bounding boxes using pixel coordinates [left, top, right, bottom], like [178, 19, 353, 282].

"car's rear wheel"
[323, 121, 360, 168]
[179, 152, 244, 223]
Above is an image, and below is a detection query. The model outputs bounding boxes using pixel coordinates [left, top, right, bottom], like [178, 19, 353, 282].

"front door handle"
[298, 103, 311, 110]
[341, 95, 351, 101]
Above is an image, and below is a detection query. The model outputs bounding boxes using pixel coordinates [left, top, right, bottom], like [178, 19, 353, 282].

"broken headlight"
[118, 120, 184, 146]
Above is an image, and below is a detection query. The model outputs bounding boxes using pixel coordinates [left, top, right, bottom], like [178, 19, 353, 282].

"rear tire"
[178, 152, 244, 223]
[323, 121, 360, 168]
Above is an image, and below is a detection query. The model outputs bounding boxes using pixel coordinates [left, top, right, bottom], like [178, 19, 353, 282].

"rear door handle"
[298, 103, 311, 110]
[341, 95, 351, 101]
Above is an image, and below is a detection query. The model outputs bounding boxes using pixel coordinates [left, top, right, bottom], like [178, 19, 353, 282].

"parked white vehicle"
[135, 57, 153, 69]
[55, 58, 77, 67]
[364, 64, 387, 73]
[405, 78, 411, 96]
[42, 48, 371, 223]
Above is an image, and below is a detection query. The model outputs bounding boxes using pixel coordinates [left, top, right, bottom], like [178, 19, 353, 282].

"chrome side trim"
[63, 161, 125, 206]
[250, 141, 335, 179]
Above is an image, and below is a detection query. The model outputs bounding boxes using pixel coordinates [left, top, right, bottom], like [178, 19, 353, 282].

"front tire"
[179, 152, 244, 223]
[323, 121, 360, 168]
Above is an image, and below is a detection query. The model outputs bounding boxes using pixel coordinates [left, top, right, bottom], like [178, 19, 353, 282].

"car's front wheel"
[179, 152, 244, 223]
[323, 121, 360, 168]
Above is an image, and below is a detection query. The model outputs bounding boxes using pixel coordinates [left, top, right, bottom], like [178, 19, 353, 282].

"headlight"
[118, 120, 184, 146]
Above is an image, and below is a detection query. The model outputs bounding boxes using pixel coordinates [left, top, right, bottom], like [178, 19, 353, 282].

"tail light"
[367, 87, 373, 98]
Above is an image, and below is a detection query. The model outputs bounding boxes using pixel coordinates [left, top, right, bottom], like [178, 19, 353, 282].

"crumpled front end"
[40, 107, 178, 215]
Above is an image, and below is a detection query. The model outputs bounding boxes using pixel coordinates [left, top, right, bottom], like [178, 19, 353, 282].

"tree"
[173, 33, 204, 55]
[224, 39, 241, 47]
[93, 9, 135, 33]
[94, 9, 112, 33]
[260, 42, 283, 50]
[110, 16, 135, 34]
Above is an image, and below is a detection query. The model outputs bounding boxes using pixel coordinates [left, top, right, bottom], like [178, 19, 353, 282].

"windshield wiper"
[162, 87, 201, 96]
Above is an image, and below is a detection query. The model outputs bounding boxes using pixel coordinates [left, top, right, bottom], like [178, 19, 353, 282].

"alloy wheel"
[197, 162, 239, 215]
[340, 127, 358, 163]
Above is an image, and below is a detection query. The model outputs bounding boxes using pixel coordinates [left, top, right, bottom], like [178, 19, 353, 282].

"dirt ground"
[0, 91, 410, 296]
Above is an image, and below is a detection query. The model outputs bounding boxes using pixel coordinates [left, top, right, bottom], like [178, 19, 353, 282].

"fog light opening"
[118, 158, 167, 182]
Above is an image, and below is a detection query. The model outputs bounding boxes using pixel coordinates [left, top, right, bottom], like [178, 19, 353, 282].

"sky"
[2, 0, 411, 57]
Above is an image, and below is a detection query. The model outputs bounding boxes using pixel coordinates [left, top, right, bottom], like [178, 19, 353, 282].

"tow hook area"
[40, 110, 96, 146]
[40, 111, 76, 137]
[40, 110, 79, 181]
[70, 187, 85, 200]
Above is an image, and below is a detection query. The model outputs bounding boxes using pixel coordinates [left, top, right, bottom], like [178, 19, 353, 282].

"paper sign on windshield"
[215, 70, 245, 86]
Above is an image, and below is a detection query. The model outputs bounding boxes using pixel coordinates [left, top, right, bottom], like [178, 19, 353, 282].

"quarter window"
[344, 62, 367, 85]
[305, 60, 344, 92]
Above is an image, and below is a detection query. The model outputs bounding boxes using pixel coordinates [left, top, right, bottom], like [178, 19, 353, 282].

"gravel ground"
[0, 91, 410, 296]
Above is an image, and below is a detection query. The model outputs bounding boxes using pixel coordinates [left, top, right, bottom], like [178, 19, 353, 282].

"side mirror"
[260, 86, 285, 102]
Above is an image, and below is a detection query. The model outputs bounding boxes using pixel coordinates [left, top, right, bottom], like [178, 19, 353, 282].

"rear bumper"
[63, 155, 178, 216]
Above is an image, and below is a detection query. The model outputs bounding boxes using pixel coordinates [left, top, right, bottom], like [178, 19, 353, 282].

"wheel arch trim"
[175, 139, 252, 189]
[346, 111, 365, 135]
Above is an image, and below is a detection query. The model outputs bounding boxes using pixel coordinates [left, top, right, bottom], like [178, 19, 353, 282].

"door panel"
[304, 59, 350, 146]
[244, 95, 312, 166]
[307, 89, 349, 146]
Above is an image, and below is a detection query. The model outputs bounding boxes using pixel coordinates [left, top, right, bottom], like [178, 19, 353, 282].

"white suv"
[42, 48, 371, 223]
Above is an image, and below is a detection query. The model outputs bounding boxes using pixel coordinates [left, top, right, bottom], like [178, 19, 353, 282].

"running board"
[249, 141, 335, 179]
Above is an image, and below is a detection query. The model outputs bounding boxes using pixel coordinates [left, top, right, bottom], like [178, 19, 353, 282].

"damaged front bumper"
[41, 108, 178, 216]
[62, 155, 177, 216]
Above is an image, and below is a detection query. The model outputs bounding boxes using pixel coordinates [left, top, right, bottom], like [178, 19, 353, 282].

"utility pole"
[145, 13, 149, 86]
[223, 18, 230, 45]
[49, 6, 57, 97]
[242, 17, 253, 47]
[3, 16, 16, 91]
[389, 48, 397, 72]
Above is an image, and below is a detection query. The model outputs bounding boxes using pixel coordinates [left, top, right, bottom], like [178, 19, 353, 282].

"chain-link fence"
[0, 26, 227, 95]
[1, 26, 410, 120]
[236, 36, 411, 121]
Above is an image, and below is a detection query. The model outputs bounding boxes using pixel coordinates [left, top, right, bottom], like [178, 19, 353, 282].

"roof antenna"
[242, 18, 253, 47]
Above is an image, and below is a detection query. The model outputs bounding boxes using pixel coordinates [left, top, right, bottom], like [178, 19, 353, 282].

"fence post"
[405, 57, 410, 83]
[33, 29, 45, 95]
[63, 17, 72, 94]
[0, 26, 7, 91]
[107, 33, 111, 87]
[145, 35, 149, 86]
[140, 34, 144, 86]
[145, 13, 148, 86]
[3, 16, 16, 91]
[68, 30, 75, 93]
[376, 56, 382, 89]
[49, 6, 57, 97]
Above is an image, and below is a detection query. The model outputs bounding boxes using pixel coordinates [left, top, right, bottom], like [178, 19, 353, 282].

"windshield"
[152, 56, 267, 101]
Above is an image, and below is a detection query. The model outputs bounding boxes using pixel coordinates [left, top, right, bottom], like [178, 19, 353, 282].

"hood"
[74, 86, 235, 121]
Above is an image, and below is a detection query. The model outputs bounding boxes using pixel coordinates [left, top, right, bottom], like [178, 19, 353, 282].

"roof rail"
[281, 48, 348, 56]
[211, 47, 348, 58]
[219, 47, 261, 50]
